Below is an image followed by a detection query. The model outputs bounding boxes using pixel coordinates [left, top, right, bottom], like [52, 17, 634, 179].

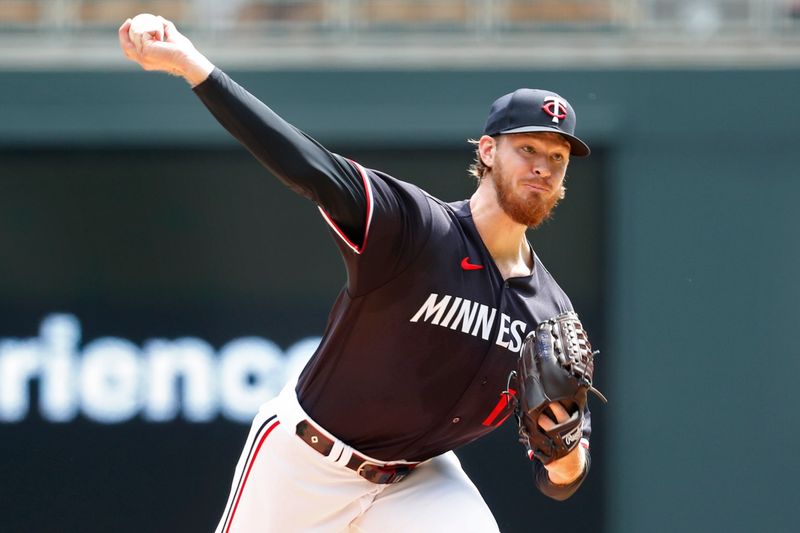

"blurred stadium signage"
[0, 314, 319, 424]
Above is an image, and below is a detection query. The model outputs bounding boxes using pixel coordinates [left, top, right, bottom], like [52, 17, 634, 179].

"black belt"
[295, 420, 418, 484]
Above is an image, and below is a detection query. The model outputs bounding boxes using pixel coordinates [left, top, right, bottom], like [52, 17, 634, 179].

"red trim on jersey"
[493, 412, 514, 427]
[481, 388, 517, 427]
[317, 160, 374, 255]
[225, 419, 281, 533]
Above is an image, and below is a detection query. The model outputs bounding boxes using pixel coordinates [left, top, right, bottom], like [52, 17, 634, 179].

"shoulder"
[361, 166, 435, 203]
[357, 164, 454, 226]
[533, 252, 574, 313]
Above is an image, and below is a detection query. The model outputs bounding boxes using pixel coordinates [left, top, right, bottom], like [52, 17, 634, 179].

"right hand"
[119, 14, 214, 86]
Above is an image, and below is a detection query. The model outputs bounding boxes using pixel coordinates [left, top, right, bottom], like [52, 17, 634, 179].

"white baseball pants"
[214, 383, 500, 533]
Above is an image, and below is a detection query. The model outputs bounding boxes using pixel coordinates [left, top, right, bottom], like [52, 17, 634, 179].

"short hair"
[467, 138, 488, 185]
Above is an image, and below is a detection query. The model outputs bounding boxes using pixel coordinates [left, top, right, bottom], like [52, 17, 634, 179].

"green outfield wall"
[1, 67, 797, 533]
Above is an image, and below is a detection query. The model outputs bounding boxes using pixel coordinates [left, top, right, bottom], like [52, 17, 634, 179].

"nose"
[532, 157, 551, 178]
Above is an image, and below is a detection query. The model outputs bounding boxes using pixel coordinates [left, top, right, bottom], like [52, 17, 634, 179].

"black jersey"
[299, 165, 585, 462]
[194, 68, 591, 498]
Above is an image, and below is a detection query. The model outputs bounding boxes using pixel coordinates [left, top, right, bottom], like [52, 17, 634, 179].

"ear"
[478, 135, 497, 168]
[559, 183, 566, 200]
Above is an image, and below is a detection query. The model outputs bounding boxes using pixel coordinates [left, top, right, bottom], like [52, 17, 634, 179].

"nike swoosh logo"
[461, 257, 484, 271]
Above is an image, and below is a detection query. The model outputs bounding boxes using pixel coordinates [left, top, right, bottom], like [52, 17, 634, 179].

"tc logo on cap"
[542, 96, 568, 124]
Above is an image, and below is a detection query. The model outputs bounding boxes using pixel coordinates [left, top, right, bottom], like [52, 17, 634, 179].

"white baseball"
[129, 13, 164, 49]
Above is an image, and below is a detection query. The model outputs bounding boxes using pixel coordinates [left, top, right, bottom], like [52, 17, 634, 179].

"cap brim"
[498, 125, 591, 157]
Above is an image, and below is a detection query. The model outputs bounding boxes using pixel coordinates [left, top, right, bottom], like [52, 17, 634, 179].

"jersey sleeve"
[324, 166, 434, 296]
[192, 68, 368, 246]
[193, 69, 433, 295]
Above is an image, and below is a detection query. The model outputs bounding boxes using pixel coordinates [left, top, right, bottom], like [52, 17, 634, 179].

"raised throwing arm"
[119, 14, 368, 246]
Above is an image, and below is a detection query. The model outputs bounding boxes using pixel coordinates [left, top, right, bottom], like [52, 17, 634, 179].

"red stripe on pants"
[226, 420, 281, 533]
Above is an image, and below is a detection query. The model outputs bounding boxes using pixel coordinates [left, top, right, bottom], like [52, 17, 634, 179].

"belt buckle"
[356, 461, 411, 484]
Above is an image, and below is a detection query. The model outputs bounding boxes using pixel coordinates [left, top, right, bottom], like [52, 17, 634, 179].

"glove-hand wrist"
[544, 445, 586, 485]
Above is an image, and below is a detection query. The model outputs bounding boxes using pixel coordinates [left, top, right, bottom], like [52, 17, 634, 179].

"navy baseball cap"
[483, 89, 590, 157]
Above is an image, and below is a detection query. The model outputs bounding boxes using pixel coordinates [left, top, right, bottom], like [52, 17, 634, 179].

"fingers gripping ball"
[121, 14, 200, 78]
[129, 13, 164, 46]
[514, 312, 607, 464]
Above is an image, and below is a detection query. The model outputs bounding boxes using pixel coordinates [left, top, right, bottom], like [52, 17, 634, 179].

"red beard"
[490, 158, 563, 228]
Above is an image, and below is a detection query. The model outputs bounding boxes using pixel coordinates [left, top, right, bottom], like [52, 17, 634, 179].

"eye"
[521, 145, 534, 154]
[552, 153, 565, 162]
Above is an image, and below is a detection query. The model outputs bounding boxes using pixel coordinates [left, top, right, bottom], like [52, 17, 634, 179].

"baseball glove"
[513, 312, 607, 464]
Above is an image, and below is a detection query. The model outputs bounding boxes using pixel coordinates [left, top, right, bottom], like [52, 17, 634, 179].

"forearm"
[191, 68, 366, 229]
[120, 15, 366, 235]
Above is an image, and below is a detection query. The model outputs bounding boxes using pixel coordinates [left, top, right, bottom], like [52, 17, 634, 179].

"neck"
[469, 182, 533, 279]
